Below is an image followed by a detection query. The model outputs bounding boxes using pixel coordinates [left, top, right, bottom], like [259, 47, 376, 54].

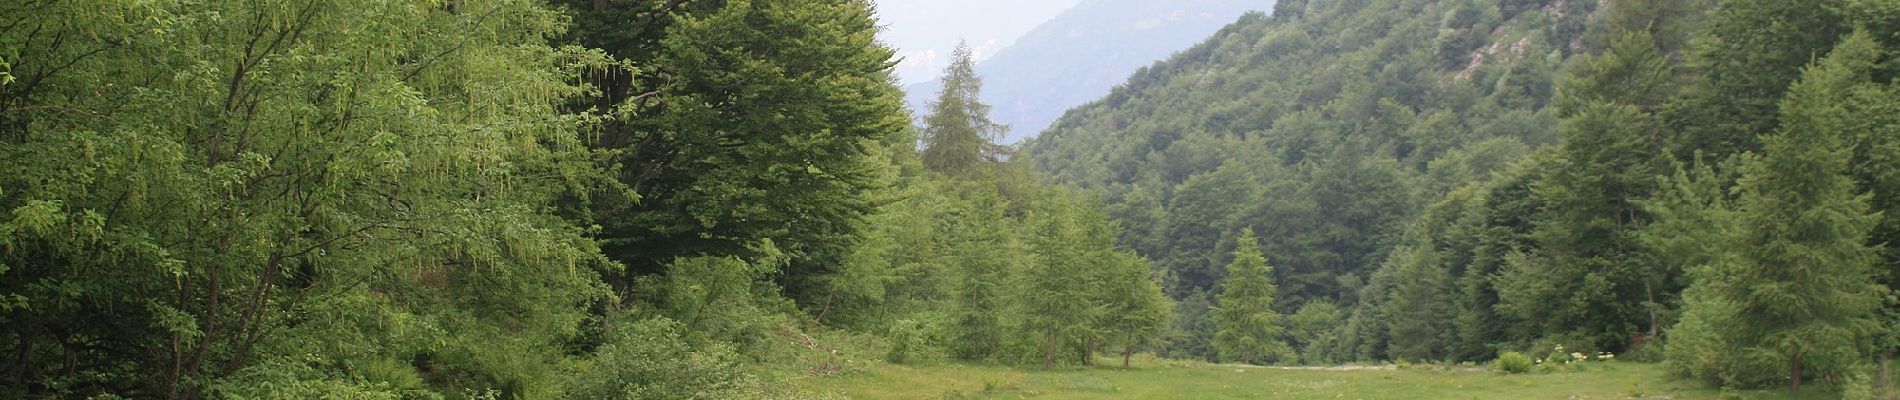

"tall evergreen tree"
[1837, 0, 1900, 384]
[1671, 31, 1886, 394]
[1497, 27, 1679, 351]
[1667, 0, 1847, 161]
[921, 42, 1008, 176]
[1382, 243, 1453, 362]
[1213, 229, 1292, 364]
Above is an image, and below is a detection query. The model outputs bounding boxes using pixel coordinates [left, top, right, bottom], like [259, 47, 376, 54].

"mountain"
[904, 0, 1273, 144]
[1024, 0, 1602, 362]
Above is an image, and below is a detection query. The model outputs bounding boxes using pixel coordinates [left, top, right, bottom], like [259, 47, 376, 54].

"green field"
[802, 358, 1832, 400]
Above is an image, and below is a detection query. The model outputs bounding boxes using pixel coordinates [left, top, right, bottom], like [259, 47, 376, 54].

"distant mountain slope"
[1023, 0, 1599, 361]
[904, 0, 1273, 144]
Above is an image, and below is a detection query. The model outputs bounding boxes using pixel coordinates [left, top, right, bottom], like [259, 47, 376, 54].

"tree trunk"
[1645, 280, 1659, 337]
[1123, 340, 1135, 368]
[1790, 353, 1803, 395]
[1881, 350, 1893, 398]
[1082, 337, 1095, 366]
[815, 292, 833, 325]
[1043, 330, 1056, 369]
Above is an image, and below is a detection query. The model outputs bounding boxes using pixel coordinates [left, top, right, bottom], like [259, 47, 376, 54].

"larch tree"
[1021, 194, 1098, 369]
[920, 42, 1008, 177]
[1213, 228, 1292, 365]
[1099, 251, 1172, 367]
[948, 185, 1019, 360]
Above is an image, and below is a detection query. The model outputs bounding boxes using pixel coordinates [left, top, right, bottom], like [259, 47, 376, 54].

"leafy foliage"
[0, 0, 613, 396]
[1213, 229, 1292, 365]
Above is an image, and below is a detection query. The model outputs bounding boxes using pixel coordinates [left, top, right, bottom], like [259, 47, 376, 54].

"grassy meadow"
[797, 357, 1839, 400]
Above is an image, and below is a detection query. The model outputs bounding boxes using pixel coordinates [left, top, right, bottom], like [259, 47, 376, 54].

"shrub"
[1496, 351, 1533, 374]
[564, 317, 773, 399]
[886, 319, 923, 364]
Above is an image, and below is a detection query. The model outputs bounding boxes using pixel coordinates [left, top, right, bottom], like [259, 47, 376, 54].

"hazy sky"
[871, 0, 1085, 86]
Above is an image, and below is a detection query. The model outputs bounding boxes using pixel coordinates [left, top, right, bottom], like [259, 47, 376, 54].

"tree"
[0, 0, 612, 397]
[1669, 31, 1886, 394]
[920, 42, 1008, 177]
[1099, 251, 1173, 367]
[1667, 0, 1847, 161]
[1213, 229, 1292, 364]
[1383, 244, 1454, 362]
[562, 0, 910, 300]
[948, 185, 1020, 360]
[1287, 300, 1344, 365]
[1021, 195, 1099, 368]
[1163, 290, 1219, 362]
[1497, 28, 1679, 352]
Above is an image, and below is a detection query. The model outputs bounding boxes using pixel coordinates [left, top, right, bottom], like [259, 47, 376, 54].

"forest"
[0, 0, 1897, 399]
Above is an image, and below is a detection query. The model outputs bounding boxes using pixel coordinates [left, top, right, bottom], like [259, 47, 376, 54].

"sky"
[870, 0, 1085, 86]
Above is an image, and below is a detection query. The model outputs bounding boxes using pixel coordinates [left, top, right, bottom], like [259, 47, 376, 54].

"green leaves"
[1, 0, 616, 396]
[1662, 30, 1892, 392]
[921, 43, 1006, 177]
[574, 0, 907, 293]
[1214, 229, 1292, 365]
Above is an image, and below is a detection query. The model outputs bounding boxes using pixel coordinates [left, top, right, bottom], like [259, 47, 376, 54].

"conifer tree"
[1672, 31, 1886, 394]
[949, 186, 1018, 360]
[1069, 201, 1121, 366]
[1099, 251, 1173, 367]
[1022, 195, 1097, 368]
[1213, 229, 1292, 364]
[1499, 28, 1677, 351]
[921, 42, 1008, 176]
[1667, 0, 1847, 160]
[1383, 244, 1453, 362]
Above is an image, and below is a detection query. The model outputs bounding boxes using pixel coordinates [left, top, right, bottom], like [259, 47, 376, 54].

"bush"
[886, 319, 923, 364]
[564, 317, 773, 399]
[1496, 351, 1533, 374]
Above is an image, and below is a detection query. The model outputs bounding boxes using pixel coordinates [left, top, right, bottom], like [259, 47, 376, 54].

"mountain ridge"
[904, 0, 1274, 144]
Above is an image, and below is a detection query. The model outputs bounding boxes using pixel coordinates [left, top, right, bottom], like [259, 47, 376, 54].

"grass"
[796, 356, 1840, 399]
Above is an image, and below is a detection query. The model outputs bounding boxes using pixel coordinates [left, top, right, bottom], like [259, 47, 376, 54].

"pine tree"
[1383, 244, 1453, 362]
[1667, 0, 1848, 161]
[1836, 1, 1900, 385]
[1497, 24, 1680, 352]
[1674, 31, 1886, 394]
[1068, 201, 1121, 366]
[1213, 229, 1292, 365]
[921, 42, 1007, 176]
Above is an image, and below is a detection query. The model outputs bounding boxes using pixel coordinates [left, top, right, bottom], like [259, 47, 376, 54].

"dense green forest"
[2, 0, 1898, 398]
[0, 0, 1167, 397]
[1029, 0, 1900, 394]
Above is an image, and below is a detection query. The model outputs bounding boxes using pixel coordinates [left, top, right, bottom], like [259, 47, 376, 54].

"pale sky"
[870, 0, 1086, 86]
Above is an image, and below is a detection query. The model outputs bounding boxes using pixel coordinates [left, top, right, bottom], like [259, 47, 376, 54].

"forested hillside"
[3, 0, 1898, 398]
[902, 0, 1271, 144]
[1027, 0, 1596, 360]
[1028, 0, 1900, 392]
